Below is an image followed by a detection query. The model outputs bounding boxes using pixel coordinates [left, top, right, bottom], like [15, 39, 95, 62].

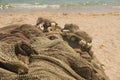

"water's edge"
[0, 5, 120, 13]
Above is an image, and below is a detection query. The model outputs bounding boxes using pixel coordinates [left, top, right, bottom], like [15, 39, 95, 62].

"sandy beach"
[0, 11, 120, 80]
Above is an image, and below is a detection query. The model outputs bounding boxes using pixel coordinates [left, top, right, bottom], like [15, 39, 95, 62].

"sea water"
[0, 0, 120, 12]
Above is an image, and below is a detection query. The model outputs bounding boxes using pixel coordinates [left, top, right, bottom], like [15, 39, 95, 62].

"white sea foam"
[0, 3, 61, 10]
[0, 4, 13, 10]
[9, 3, 60, 9]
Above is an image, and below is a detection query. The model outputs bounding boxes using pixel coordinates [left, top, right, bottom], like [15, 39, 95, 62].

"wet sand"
[0, 11, 120, 80]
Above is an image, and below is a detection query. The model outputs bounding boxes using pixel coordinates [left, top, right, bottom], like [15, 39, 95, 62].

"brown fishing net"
[0, 24, 109, 80]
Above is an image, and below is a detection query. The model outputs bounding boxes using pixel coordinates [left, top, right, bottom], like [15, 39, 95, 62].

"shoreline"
[0, 5, 120, 13]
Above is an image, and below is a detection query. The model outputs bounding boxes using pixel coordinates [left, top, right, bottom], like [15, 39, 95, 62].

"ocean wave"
[0, 3, 107, 10]
[0, 3, 60, 10]
[0, 3, 120, 10]
[0, 4, 14, 10]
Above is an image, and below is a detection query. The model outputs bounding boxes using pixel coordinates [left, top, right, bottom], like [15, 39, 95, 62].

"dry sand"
[0, 11, 120, 80]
